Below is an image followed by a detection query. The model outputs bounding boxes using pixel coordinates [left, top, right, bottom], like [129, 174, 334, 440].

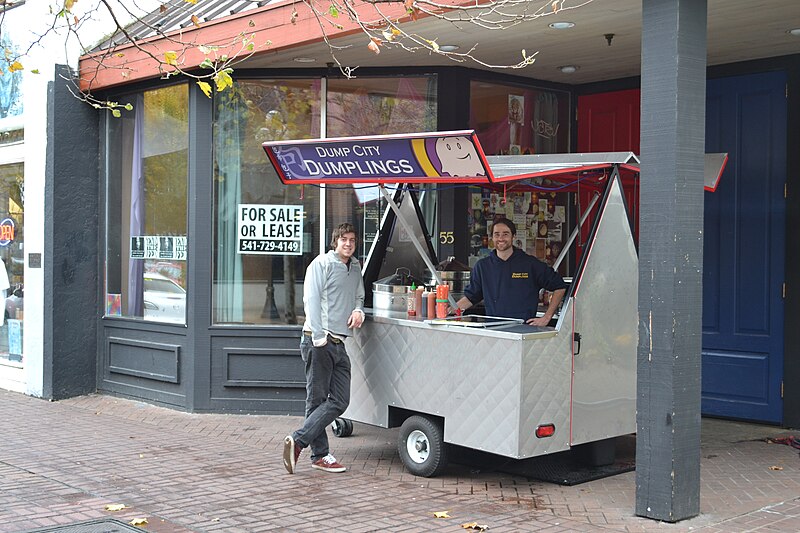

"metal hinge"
[783, 282, 786, 299]
[781, 380, 784, 399]
[786, 183, 788, 199]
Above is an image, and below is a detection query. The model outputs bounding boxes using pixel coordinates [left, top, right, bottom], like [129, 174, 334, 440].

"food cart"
[263, 132, 725, 477]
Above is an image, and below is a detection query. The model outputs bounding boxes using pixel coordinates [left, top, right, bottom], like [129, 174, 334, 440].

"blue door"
[702, 71, 786, 423]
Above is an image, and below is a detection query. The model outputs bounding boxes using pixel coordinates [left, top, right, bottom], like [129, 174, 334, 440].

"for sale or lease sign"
[237, 204, 303, 255]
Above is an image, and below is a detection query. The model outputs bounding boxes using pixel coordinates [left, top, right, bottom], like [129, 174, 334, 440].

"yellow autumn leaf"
[9, 61, 23, 73]
[769, 465, 784, 471]
[164, 51, 178, 66]
[183, 0, 198, 4]
[461, 522, 489, 531]
[129, 517, 148, 526]
[197, 81, 212, 97]
[433, 510, 451, 518]
[65, 0, 75, 11]
[213, 70, 233, 92]
[191, 14, 200, 27]
[105, 503, 127, 512]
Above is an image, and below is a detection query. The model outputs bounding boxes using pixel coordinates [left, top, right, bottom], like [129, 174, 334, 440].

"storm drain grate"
[20, 518, 143, 533]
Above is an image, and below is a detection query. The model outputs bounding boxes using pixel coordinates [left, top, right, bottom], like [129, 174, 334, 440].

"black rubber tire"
[331, 417, 354, 437]
[397, 415, 449, 477]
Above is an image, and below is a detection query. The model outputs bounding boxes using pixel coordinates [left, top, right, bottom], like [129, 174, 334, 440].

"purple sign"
[263, 131, 494, 184]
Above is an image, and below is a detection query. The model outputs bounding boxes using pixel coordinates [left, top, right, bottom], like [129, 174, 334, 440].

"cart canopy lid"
[262, 131, 726, 193]
[487, 152, 727, 193]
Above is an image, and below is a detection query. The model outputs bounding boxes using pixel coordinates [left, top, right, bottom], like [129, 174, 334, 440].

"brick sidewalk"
[0, 390, 798, 532]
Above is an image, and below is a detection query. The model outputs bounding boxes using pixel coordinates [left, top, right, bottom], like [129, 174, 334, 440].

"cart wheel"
[331, 418, 353, 437]
[398, 415, 449, 477]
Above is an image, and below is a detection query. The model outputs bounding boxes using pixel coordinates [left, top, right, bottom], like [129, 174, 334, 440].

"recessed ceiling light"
[549, 21, 575, 30]
[439, 44, 460, 52]
[293, 57, 316, 63]
[558, 65, 578, 74]
[788, 28, 800, 37]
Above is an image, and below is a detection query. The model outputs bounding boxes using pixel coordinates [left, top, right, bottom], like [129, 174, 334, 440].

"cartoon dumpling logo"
[435, 136, 485, 177]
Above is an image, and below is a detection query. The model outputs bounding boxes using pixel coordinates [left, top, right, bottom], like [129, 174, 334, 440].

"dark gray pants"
[293, 335, 351, 462]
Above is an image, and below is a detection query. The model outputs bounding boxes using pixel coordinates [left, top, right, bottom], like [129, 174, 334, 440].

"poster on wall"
[130, 236, 187, 260]
[237, 204, 303, 255]
[508, 95, 524, 154]
[106, 294, 122, 316]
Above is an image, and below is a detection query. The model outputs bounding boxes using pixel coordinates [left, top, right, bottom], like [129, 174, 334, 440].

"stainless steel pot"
[372, 267, 422, 314]
[425, 257, 471, 300]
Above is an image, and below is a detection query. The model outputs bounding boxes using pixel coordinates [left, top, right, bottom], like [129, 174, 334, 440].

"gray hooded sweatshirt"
[302, 250, 365, 346]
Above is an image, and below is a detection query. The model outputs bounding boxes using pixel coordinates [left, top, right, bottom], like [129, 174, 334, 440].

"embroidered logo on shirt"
[511, 272, 529, 279]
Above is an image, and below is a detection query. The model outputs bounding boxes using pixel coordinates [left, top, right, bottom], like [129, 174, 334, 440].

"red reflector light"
[535, 424, 555, 438]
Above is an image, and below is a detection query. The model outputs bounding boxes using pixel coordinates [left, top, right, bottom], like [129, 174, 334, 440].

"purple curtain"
[127, 94, 145, 316]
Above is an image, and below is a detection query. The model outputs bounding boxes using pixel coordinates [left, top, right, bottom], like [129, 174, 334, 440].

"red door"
[576, 90, 641, 255]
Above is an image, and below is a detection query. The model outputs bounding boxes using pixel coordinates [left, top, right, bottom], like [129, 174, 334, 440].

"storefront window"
[212, 77, 437, 325]
[0, 162, 23, 362]
[468, 81, 572, 274]
[105, 85, 189, 323]
[325, 77, 438, 263]
[213, 80, 321, 325]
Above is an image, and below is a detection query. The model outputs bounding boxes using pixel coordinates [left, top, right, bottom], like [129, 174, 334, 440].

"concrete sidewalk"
[0, 390, 798, 532]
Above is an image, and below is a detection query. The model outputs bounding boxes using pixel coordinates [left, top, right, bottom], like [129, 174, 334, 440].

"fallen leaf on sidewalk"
[461, 522, 489, 531]
[769, 465, 783, 471]
[129, 517, 148, 526]
[433, 510, 451, 518]
[104, 503, 127, 512]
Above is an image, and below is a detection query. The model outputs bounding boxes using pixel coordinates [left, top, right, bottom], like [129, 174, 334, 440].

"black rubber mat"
[451, 434, 636, 486]
[21, 519, 142, 533]
[504, 434, 636, 485]
[508, 454, 635, 486]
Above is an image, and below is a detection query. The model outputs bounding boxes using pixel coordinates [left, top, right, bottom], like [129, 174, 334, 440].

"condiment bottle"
[435, 283, 450, 318]
[426, 289, 436, 319]
[407, 283, 417, 316]
[415, 285, 424, 319]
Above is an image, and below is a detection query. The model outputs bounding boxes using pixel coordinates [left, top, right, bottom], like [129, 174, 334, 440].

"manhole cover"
[21, 518, 142, 533]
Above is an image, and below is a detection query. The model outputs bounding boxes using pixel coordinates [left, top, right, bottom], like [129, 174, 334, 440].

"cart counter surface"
[364, 309, 558, 341]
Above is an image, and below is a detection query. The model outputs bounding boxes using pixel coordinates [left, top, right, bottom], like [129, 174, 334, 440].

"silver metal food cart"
[263, 132, 725, 477]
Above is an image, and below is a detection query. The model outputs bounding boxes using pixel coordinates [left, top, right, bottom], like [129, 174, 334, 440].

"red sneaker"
[283, 435, 301, 474]
[311, 454, 346, 473]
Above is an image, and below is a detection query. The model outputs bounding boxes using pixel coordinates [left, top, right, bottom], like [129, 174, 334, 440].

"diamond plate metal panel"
[345, 316, 572, 459]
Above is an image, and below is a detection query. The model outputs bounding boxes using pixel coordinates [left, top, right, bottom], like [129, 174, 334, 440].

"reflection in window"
[0, 163, 23, 363]
[105, 84, 189, 323]
[325, 77, 438, 263]
[213, 81, 321, 325]
[467, 81, 572, 274]
[469, 81, 569, 156]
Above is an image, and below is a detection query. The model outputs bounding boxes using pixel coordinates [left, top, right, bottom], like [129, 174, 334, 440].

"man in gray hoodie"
[283, 222, 365, 474]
